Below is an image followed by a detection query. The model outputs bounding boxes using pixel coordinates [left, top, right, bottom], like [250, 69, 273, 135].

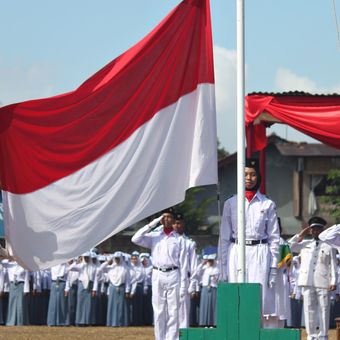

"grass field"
[0, 326, 337, 340]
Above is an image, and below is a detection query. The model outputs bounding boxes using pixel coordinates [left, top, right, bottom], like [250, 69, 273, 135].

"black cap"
[308, 216, 327, 229]
[175, 212, 184, 221]
[245, 158, 259, 172]
[162, 207, 175, 217]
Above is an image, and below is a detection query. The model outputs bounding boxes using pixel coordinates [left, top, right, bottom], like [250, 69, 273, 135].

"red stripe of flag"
[0, 0, 214, 194]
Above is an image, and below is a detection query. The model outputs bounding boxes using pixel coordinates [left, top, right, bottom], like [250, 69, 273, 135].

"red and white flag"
[0, 0, 217, 270]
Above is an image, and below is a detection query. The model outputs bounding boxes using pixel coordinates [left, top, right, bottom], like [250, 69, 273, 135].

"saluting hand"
[329, 285, 337, 292]
[298, 226, 310, 242]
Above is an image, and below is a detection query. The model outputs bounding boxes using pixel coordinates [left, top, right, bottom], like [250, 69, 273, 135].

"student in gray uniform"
[41, 268, 51, 325]
[100, 251, 131, 327]
[192, 253, 219, 327]
[140, 253, 153, 326]
[96, 254, 108, 326]
[129, 251, 144, 326]
[47, 263, 70, 326]
[5, 260, 30, 326]
[68, 252, 98, 326]
[65, 259, 79, 326]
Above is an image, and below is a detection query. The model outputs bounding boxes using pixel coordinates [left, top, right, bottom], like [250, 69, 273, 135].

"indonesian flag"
[0, 0, 217, 270]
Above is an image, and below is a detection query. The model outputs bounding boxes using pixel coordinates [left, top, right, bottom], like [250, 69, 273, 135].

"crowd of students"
[0, 247, 220, 327]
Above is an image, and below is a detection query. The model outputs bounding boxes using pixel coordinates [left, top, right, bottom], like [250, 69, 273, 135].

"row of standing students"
[0, 247, 220, 328]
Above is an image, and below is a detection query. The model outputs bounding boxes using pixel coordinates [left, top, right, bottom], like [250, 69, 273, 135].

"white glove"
[148, 216, 163, 229]
[180, 287, 186, 298]
[143, 286, 148, 295]
[268, 267, 277, 288]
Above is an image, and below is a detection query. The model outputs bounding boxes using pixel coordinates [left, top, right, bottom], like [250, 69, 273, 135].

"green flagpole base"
[180, 283, 300, 340]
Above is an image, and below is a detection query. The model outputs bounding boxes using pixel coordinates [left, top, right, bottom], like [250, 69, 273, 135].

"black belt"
[230, 237, 268, 246]
[52, 280, 66, 282]
[153, 266, 178, 272]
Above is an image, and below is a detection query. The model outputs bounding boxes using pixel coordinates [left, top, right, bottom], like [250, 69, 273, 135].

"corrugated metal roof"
[276, 142, 340, 157]
[247, 91, 340, 97]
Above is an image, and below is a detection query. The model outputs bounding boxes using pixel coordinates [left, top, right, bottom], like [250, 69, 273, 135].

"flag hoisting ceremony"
[0, 0, 340, 340]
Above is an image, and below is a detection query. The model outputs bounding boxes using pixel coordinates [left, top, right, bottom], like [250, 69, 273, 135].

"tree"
[173, 187, 218, 235]
[320, 169, 340, 223]
[217, 140, 229, 160]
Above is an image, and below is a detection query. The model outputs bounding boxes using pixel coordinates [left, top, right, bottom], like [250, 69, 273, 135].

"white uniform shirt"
[5, 261, 30, 293]
[31, 271, 42, 293]
[195, 263, 219, 288]
[319, 224, 340, 251]
[50, 263, 68, 281]
[132, 223, 188, 292]
[99, 262, 131, 293]
[219, 192, 280, 270]
[40, 269, 51, 290]
[289, 235, 337, 289]
[68, 261, 98, 291]
[289, 263, 302, 299]
[130, 263, 144, 295]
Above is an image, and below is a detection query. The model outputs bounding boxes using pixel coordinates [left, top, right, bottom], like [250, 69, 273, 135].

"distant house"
[218, 134, 340, 235]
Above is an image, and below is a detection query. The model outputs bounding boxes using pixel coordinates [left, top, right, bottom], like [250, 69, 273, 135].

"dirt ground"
[0, 326, 336, 340]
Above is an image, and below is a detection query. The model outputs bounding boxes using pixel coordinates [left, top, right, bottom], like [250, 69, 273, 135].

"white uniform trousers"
[152, 269, 180, 340]
[302, 287, 330, 340]
[178, 292, 190, 328]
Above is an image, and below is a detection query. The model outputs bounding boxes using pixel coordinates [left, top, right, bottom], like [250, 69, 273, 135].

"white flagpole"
[236, 0, 246, 283]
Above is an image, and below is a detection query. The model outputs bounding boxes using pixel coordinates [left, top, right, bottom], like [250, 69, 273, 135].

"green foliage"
[320, 169, 340, 223]
[217, 139, 229, 160]
[174, 187, 217, 235]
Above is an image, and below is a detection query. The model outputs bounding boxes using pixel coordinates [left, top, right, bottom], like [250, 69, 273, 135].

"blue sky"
[1, 0, 340, 152]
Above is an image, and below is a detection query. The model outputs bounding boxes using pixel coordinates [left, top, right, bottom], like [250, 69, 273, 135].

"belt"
[153, 266, 178, 272]
[52, 279, 66, 282]
[230, 237, 268, 246]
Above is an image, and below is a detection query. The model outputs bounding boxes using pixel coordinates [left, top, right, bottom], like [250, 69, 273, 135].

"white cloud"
[0, 59, 56, 107]
[275, 67, 318, 93]
[213, 45, 237, 153]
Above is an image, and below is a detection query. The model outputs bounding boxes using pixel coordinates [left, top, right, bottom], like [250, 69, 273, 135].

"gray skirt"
[6, 282, 29, 326]
[106, 284, 129, 327]
[47, 281, 69, 326]
[199, 286, 217, 326]
[76, 281, 95, 325]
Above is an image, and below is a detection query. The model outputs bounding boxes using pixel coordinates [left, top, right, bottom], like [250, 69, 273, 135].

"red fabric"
[245, 94, 340, 151]
[245, 190, 256, 202]
[163, 227, 173, 236]
[0, 0, 214, 194]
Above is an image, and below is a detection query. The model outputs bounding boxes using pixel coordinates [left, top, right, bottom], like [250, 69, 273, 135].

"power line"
[332, 0, 340, 51]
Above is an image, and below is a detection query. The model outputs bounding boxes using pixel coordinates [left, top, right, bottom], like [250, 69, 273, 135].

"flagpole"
[236, 0, 246, 283]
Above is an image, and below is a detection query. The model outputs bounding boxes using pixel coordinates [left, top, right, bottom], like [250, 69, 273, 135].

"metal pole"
[236, 0, 245, 283]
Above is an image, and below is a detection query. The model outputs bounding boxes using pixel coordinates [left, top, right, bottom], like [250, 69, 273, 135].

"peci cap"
[175, 212, 184, 221]
[308, 216, 327, 229]
[245, 158, 259, 172]
[162, 207, 176, 217]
